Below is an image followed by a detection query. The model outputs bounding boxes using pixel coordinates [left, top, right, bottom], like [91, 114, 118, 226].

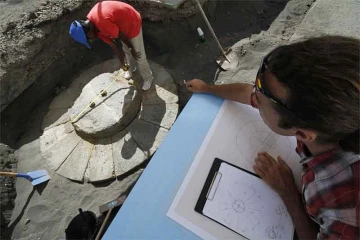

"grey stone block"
[87, 138, 114, 182]
[140, 103, 179, 129]
[112, 130, 147, 176]
[57, 140, 94, 182]
[40, 122, 75, 153]
[69, 73, 140, 138]
[127, 118, 169, 156]
[142, 85, 179, 105]
[42, 131, 81, 171]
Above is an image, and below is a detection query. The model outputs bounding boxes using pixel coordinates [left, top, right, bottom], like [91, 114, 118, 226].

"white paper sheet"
[203, 162, 293, 240]
[167, 100, 302, 240]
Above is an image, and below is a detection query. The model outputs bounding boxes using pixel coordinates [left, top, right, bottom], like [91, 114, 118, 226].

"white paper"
[167, 100, 302, 240]
[203, 162, 293, 240]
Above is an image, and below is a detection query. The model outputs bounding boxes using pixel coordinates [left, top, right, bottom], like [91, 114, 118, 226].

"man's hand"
[185, 79, 209, 93]
[253, 152, 298, 200]
[254, 152, 320, 239]
[131, 48, 141, 60]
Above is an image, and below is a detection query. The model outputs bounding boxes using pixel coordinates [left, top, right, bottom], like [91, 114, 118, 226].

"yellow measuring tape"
[71, 71, 128, 123]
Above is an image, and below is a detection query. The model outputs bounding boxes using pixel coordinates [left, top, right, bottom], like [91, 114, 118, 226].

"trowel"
[0, 169, 50, 186]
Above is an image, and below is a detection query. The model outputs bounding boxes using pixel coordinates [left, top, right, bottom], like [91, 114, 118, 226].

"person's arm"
[186, 79, 253, 105]
[282, 194, 319, 239]
[118, 31, 140, 60]
[107, 40, 127, 68]
[253, 152, 319, 239]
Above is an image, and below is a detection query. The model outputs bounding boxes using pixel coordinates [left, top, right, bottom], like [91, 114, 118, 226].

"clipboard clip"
[206, 171, 222, 201]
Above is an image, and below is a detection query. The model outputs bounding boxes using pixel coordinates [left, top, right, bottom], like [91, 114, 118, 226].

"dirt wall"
[0, 0, 203, 113]
[0, 0, 98, 112]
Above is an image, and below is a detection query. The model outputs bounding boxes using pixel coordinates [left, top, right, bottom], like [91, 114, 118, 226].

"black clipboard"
[195, 158, 259, 238]
[195, 158, 295, 240]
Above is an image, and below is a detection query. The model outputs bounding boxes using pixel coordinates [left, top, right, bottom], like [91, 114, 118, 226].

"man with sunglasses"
[186, 36, 359, 239]
[69, 1, 153, 90]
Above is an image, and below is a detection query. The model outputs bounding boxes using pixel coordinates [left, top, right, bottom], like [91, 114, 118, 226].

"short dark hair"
[267, 36, 359, 153]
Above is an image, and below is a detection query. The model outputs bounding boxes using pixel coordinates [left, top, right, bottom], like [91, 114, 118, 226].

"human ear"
[294, 129, 317, 142]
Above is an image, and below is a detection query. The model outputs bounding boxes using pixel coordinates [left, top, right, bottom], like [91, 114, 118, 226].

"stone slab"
[68, 83, 98, 120]
[290, 0, 360, 42]
[41, 110, 70, 131]
[57, 139, 94, 182]
[126, 118, 169, 156]
[112, 130, 147, 176]
[140, 103, 179, 129]
[42, 131, 81, 171]
[87, 138, 114, 182]
[142, 85, 179, 105]
[40, 122, 75, 153]
[69, 73, 140, 138]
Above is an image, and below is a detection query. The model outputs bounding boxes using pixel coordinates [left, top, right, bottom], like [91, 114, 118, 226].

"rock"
[42, 131, 81, 170]
[40, 122, 75, 153]
[112, 130, 147, 176]
[69, 73, 140, 138]
[140, 103, 179, 129]
[57, 140, 94, 182]
[86, 138, 114, 182]
[142, 85, 178, 105]
[126, 118, 169, 156]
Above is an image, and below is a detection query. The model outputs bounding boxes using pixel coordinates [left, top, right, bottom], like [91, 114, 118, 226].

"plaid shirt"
[299, 143, 360, 239]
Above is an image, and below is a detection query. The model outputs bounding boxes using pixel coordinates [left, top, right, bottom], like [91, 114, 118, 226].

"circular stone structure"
[40, 58, 179, 182]
[69, 73, 141, 138]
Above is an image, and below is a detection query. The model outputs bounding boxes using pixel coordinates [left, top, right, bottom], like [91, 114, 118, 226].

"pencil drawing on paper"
[217, 176, 289, 239]
[236, 121, 292, 162]
[266, 225, 285, 239]
[263, 204, 289, 239]
[219, 182, 264, 233]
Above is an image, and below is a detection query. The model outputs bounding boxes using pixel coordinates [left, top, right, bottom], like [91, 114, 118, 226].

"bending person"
[69, 1, 153, 90]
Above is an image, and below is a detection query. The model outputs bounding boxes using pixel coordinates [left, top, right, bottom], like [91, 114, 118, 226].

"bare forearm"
[282, 196, 318, 239]
[109, 42, 126, 66]
[205, 83, 253, 105]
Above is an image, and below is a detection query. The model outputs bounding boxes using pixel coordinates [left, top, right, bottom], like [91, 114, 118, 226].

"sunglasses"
[255, 51, 291, 111]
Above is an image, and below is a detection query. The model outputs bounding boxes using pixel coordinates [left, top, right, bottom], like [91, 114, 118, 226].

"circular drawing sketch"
[219, 183, 264, 233]
[236, 121, 292, 162]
